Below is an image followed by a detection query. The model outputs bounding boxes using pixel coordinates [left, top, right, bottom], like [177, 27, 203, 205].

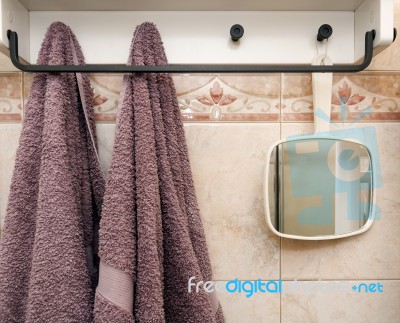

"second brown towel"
[94, 22, 224, 322]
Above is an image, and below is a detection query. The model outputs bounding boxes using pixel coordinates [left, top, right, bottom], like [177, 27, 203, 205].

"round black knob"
[230, 24, 244, 42]
[317, 24, 333, 41]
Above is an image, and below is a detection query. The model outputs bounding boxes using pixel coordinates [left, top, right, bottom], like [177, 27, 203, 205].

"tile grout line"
[211, 278, 400, 282]
[280, 238, 283, 323]
[21, 72, 25, 121]
[279, 72, 283, 323]
[280, 278, 400, 282]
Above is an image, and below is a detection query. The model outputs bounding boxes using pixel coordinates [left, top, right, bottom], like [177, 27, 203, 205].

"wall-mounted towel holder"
[1, 0, 395, 74]
[7, 29, 375, 73]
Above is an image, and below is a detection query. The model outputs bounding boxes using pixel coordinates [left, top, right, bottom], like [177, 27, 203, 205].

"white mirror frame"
[263, 136, 377, 240]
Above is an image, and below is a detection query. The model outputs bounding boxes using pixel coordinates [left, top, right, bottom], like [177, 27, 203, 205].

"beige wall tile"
[0, 124, 22, 237]
[216, 280, 280, 323]
[96, 123, 116, 174]
[281, 123, 314, 138]
[281, 280, 400, 323]
[280, 123, 400, 280]
[184, 124, 281, 280]
[0, 73, 23, 122]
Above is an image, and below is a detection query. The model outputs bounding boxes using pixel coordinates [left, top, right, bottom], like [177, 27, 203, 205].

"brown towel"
[94, 22, 224, 322]
[0, 22, 104, 322]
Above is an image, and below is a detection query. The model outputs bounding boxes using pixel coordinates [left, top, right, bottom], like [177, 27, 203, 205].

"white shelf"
[18, 0, 365, 12]
[0, 0, 394, 70]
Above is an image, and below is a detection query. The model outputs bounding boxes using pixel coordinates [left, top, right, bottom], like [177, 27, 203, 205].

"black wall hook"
[317, 24, 333, 41]
[6, 29, 374, 73]
[230, 24, 244, 42]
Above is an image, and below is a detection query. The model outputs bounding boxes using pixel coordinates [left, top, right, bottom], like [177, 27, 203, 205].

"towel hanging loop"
[312, 53, 333, 133]
[6, 29, 375, 73]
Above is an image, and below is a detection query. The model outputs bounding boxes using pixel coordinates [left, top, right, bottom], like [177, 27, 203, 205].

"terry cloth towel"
[0, 22, 104, 322]
[94, 22, 224, 323]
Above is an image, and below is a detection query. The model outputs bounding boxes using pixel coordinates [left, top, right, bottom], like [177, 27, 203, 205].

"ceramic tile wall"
[1, 2, 400, 321]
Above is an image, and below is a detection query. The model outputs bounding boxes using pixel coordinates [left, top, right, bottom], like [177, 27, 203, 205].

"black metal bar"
[7, 29, 374, 73]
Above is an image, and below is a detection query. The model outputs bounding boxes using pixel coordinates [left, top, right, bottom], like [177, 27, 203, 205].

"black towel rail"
[7, 29, 375, 74]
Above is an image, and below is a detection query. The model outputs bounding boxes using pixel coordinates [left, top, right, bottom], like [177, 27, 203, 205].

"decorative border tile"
[281, 73, 312, 121]
[22, 73, 33, 108]
[282, 72, 400, 122]
[89, 74, 281, 122]
[0, 73, 23, 122]
[21, 72, 400, 123]
[89, 74, 123, 122]
[176, 75, 280, 122]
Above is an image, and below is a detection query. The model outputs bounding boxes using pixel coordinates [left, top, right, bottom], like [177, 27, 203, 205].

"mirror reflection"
[267, 138, 373, 238]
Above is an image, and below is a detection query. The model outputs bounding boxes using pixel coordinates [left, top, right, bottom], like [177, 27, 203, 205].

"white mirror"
[264, 137, 376, 240]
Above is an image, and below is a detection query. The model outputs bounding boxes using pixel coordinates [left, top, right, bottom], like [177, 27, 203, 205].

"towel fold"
[94, 22, 224, 322]
[0, 22, 104, 322]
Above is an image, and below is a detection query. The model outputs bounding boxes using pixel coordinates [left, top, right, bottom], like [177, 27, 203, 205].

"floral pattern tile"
[282, 72, 400, 122]
[176, 75, 280, 122]
[0, 73, 23, 122]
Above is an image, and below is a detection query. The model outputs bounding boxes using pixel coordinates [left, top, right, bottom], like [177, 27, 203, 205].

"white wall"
[29, 11, 355, 65]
